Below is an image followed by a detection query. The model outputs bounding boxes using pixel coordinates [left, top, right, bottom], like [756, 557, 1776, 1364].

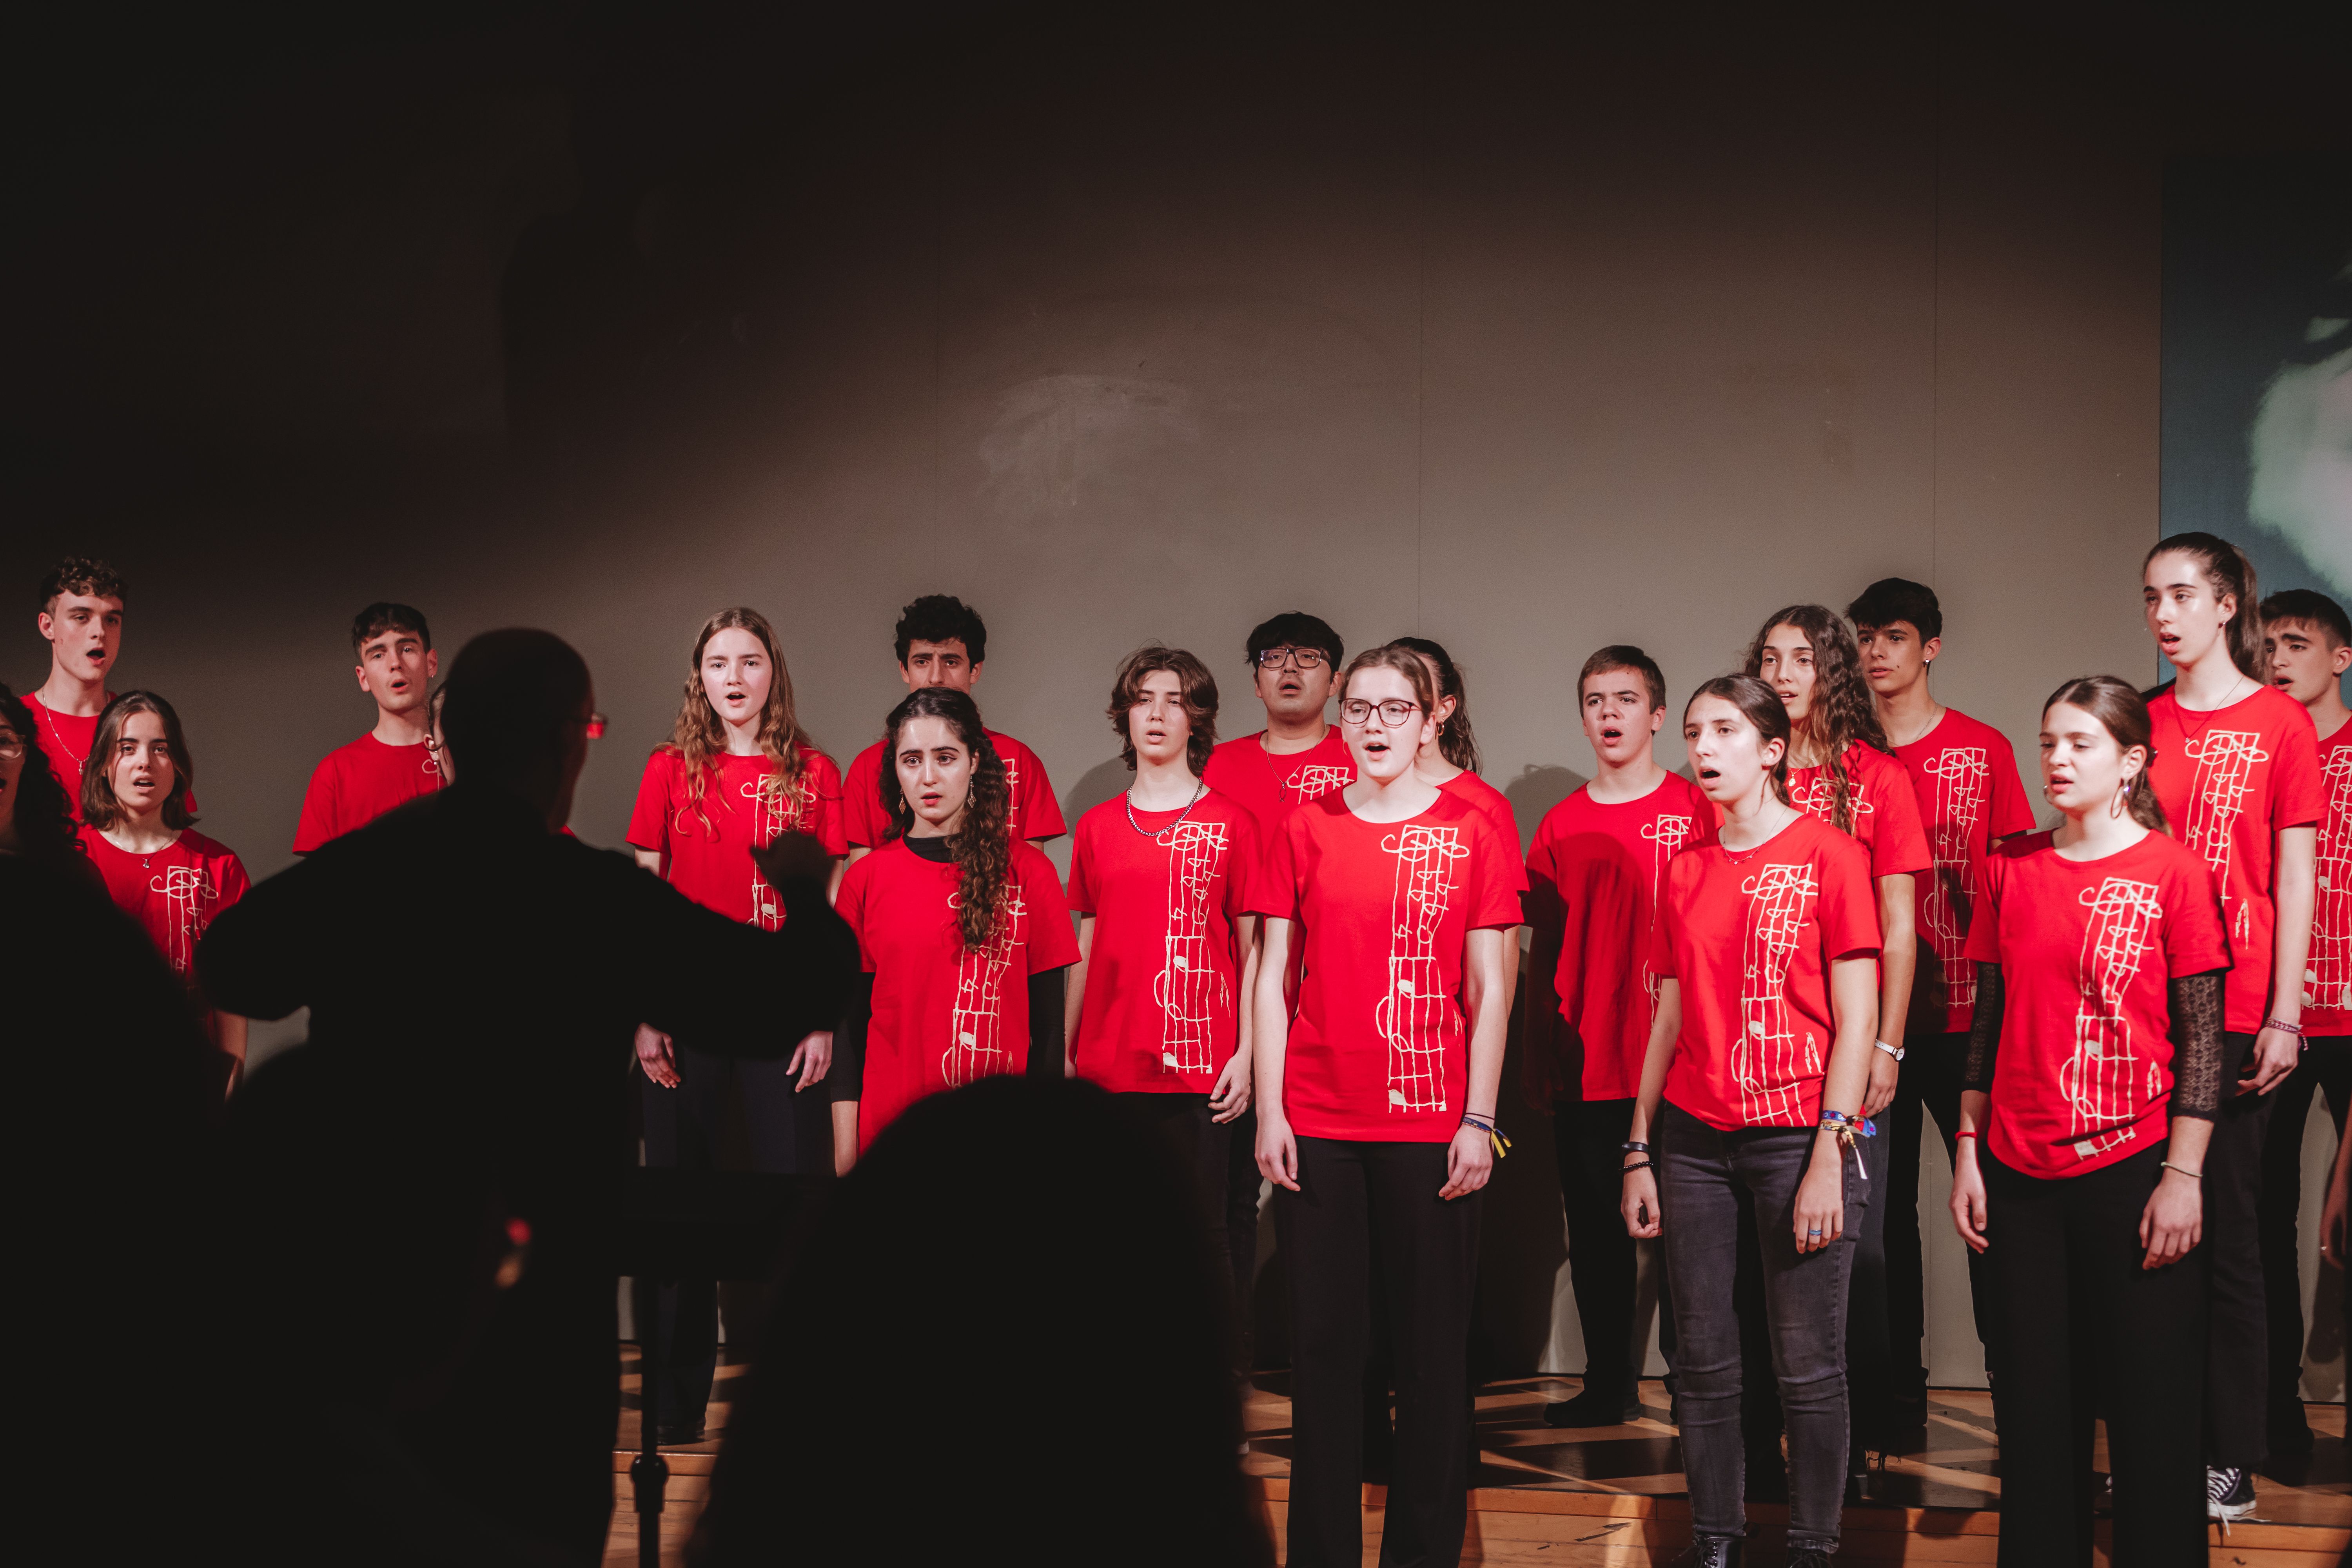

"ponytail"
[2044, 676, 2169, 833]
[2145, 532, 2263, 681]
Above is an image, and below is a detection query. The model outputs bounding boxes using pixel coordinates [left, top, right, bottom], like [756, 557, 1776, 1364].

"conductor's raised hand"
[749, 830, 833, 891]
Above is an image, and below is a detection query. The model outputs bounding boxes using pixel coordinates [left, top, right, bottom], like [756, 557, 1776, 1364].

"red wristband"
[1954, 1131, 1978, 1141]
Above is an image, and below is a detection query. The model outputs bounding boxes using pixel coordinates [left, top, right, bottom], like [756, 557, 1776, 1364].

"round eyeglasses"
[1338, 698, 1421, 728]
[1256, 646, 1328, 670]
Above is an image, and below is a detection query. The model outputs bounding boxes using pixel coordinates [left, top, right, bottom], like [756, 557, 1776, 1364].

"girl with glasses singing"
[1619, 676, 1881, 1568]
[1249, 645, 1523, 1568]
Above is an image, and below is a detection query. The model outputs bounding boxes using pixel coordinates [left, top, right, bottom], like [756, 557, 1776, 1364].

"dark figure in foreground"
[200, 628, 857, 1564]
[692, 1075, 1271, 1568]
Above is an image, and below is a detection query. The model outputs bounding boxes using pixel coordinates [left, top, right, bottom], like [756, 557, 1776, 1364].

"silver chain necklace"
[1125, 779, 1206, 837]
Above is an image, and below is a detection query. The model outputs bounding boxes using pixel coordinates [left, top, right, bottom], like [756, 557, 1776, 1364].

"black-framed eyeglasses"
[1256, 646, 1328, 670]
[1339, 697, 1421, 728]
[578, 713, 609, 739]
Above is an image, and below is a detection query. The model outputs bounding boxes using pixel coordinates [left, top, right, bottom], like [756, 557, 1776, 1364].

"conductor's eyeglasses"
[1257, 646, 1328, 671]
[1339, 698, 1421, 728]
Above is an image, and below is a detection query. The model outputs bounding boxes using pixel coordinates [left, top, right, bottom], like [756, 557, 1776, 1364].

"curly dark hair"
[82, 690, 198, 832]
[1742, 604, 1888, 834]
[39, 555, 126, 611]
[0, 684, 83, 864]
[893, 595, 988, 666]
[878, 688, 1012, 950]
[1387, 637, 1480, 773]
[1107, 645, 1219, 775]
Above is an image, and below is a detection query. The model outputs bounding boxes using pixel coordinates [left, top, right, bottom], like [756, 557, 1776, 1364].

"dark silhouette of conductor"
[200, 628, 855, 1564]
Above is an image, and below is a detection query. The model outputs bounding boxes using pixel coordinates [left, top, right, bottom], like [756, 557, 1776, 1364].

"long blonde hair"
[670, 608, 817, 833]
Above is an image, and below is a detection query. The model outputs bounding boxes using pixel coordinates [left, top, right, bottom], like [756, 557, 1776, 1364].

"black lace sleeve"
[2166, 969, 2226, 1121]
[1962, 962, 2002, 1093]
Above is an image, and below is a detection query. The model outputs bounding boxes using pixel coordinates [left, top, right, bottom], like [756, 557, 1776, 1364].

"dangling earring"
[2111, 776, 2130, 820]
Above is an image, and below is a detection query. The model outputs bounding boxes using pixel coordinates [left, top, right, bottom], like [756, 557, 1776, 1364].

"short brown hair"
[1338, 643, 1437, 719]
[1107, 646, 1220, 775]
[1578, 646, 1666, 713]
[39, 555, 126, 613]
[81, 691, 197, 831]
[351, 602, 431, 657]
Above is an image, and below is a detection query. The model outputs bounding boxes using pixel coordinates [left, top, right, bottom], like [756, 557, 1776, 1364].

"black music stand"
[617, 1168, 813, 1568]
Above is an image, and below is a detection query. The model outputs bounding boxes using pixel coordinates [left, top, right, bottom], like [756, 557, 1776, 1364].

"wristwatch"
[1873, 1040, 1905, 1062]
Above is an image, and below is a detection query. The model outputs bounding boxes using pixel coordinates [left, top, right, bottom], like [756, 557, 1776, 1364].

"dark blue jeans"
[1659, 1102, 1859, 1552]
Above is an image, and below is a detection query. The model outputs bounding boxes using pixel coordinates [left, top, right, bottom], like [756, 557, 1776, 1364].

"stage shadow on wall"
[1063, 756, 1132, 828]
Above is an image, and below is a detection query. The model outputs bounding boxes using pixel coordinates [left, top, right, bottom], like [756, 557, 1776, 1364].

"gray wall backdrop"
[9, 5, 2343, 1390]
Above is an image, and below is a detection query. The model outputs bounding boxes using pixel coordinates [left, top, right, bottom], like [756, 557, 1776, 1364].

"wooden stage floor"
[608, 1356, 2350, 1566]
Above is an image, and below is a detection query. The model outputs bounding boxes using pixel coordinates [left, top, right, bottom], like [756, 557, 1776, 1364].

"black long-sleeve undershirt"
[831, 835, 1070, 1102]
[1962, 960, 2225, 1121]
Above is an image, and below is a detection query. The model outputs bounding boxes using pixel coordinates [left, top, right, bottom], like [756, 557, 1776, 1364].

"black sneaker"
[655, 1419, 706, 1446]
[2206, 1465, 2255, 1522]
[1786, 1550, 1833, 1568]
[1544, 1387, 1641, 1427]
[1666, 1535, 1744, 1568]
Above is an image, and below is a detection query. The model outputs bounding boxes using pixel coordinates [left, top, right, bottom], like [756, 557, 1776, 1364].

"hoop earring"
[2110, 779, 2129, 820]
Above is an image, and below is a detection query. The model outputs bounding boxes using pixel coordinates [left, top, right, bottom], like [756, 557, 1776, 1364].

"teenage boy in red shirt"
[24, 556, 128, 819]
[293, 603, 443, 852]
[1848, 577, 2035, 1408]
[2257, 588, 2352, 1454]
[1524, 646, 1715, 1426]
[1202, 612, 1356, 833]
[1200, 609, 1353, 1370]
[839, 595, 1063, 863]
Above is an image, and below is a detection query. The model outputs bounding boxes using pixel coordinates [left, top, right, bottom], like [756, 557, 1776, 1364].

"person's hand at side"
[1949, 1137, 1989, 1254]
[1208, 1048, 1252, 1124]
[788, 1030, 832, 1090]
[635, 1022, 679, 1088]
[1439, 1119, 1494, 1200]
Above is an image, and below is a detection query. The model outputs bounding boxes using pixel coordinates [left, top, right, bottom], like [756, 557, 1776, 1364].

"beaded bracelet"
[2263, 1016, 2305, 1037]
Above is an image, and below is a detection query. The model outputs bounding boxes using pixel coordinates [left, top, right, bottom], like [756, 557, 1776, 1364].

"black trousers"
[2260, 1035, 2352, 1430]
[1226, 1103, 1265, 1367]
[640, 1047, 830, 1430]
[1276, 1137, 1481, 1568]
[1983, 1144, 2207, 1568]
[1884, 1030, 2002, 1383]
[2206, 1031, 2276, 1468]
[1552, 1096, 1671, 1396]
[1119, 1092, 1242, 1355]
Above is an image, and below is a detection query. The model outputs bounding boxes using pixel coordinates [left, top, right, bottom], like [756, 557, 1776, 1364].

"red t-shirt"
[836, 838, 1080, 1150]
[78, 824, 251, 1041]
[1064, 789, 1259, 1093]
[1201, 729, 1358, 834]
[840, 729, 1064, 848]
[1438, 771, 1531, 893]
[25, 691, 111, 822]
[292, 732, 443, 852]
[1651, 813, 1880, 1131]
[1964, 830, 2231, 1178]
[1889, 710, 2039, 1035]
[2146, 684, 2324, 1033]
[1247, 791, 1525, 1142]
[1525, 773, 1719, 1101]
[1786, 741, 1933, 882]
[625, 748, 848, 927]
[2304, 721, 2352, 1035]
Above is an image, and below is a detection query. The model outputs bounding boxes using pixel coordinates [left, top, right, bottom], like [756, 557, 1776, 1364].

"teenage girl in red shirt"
[1619, 676, 1880, 1568]
[1948, 676, 2227, 1565]
[624, 607, 846, 1443]
[1391, 637, 1531, 999]
[1250, 646, 1524, 1568]
[76, 691, 252, 1077]
[1745, 604, 1926, 1472]
[834, 687, 1078, 1159]
[2139, 534, 2322, 1511]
